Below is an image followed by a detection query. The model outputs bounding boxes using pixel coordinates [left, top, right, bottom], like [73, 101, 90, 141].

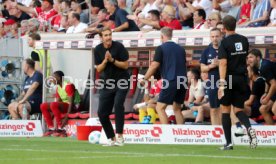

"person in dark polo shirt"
[247, 49, 276, 125]
[140, 27, 187, 124]
[94, 27, 129, 146]
[105, 0, 139, 32]
[200, 28, 221, 125]
[218, 15, 257, 150]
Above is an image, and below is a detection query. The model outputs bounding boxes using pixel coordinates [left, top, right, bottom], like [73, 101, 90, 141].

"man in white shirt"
[139, 0, 159, 18]
[184, 0, 213, 17]
[66, 12, 88, 34]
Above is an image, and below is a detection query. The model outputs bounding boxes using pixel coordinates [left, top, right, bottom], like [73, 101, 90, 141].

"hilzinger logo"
[124, 126, 163, 137]
[0, 122, 36, 132]
[172, 127, 224, 138]
[26, 122, 35, 131]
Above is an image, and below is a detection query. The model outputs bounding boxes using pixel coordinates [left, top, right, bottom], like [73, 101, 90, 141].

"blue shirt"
[251, 0, 271, 27]
[23, 71, 43, 102]
[110, 7, 140, 31]
[154, 41, 187, 81]
[200, 44, 219, 81]
[260, 59, 276, 83]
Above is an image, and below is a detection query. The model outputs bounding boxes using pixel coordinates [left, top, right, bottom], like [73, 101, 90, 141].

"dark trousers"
[97, 87, 128, 139]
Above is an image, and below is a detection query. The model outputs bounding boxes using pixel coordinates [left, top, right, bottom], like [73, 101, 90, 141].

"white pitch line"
[0, 148, 276, 161]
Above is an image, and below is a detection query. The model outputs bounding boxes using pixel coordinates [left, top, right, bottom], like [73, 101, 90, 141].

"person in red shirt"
[40, 71, 81, 137]
[128, 5, 182, 30]
[238, 0, 251, 25]
[11, 0, 57, 30]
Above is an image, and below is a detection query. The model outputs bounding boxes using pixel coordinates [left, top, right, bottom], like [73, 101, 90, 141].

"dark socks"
[222, 113, 232, 145]
[236, 111, 251, 130]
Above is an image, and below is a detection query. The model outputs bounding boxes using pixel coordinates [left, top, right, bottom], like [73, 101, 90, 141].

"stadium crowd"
[0, 0, 275, 133]
[0, 0, 275, 38]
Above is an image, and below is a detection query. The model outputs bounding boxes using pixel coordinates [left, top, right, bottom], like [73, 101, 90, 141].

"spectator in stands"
[212, 0, 232, 18]
[247, 49, 276, 125]
[200, 28, 222, 125]
[8, 59, 43, 120]
[140, 27, 187, 124]
[244, 65, 264, 119]
[128, 5, 182, 30]
[28, 33, 51, 76]
[3, 18, 17, 38]
[94, 27, 129, 146]
[218, 15, 257, 150]
[176, 0, 193, 29]
[8, 3, 31, 22]
[182, 70, 207, 123]
[118, 0, 132, 14]
[57, 13, 69, 32]
[20, 19, 29, 35]
[205, 12, 221, 29]
[267, 0, 276, 26]
[85, 8, 109, 33]
[28, 17, 40, 33]
[237, 0, 251, 25]
[184, 0, 213, 17]
[216, 21, 226, 36]
[105, 0, 139, 32]
[41, 70, 81, 137]
[193, 9, 206, 29]
[71, 0, 89, 24]
[138, 0, 159, 18]
[227, 0, 241, 20]
[91, 0, 105, 15]
[11, 0, 58, 30]
[66, 12, 88, 33]
[246, 0, 271, 27]
[51, 0, 70, 31]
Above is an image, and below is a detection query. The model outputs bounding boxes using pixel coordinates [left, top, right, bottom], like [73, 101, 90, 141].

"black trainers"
[219, 143, 233, 150]
[248, 127, 257, 149]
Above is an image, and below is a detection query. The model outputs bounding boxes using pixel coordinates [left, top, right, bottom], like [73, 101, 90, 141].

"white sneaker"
[234, 127, 245, 137]
[102, 139, 116, 147]
[115, 137, 124, 146]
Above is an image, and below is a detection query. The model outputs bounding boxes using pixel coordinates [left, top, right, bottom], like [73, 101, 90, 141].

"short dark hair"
[54, 70, 65, 79]
[197, 9, 206, 20]
[148, 10, 160, 20]
[189, 67, 200, 80]
[25, 58, 35, 69]
[249, 49, 263, 59]
[210, 27, 221, 33]
[222, 15, 236, 31]
[28, 33, 41, 41]
[71, 12, 80, 21]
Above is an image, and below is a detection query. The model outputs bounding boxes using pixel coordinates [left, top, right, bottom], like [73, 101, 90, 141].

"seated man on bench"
[41, 71, 81, 137]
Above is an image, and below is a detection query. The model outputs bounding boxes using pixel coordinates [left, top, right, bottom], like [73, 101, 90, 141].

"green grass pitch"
[0, 137, 276, 164]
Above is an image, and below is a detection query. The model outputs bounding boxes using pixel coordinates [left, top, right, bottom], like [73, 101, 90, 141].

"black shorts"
[219, 75, 249, 109]
[28, 99, 42, 114]
[208, 88, 220, 108]
[158, 80, 186, 105]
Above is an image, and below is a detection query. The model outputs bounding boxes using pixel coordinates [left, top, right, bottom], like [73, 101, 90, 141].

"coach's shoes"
[234, 127, 245, 137]
[102, 139, 116, 147]
[219, 143, 233, 150]
[115, 137, 124, 146]
[248, 127, 257, 149]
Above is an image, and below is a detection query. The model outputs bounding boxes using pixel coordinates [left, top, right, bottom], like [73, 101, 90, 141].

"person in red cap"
[3, 18, 18, 38]
[11, 0, 57, 31]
